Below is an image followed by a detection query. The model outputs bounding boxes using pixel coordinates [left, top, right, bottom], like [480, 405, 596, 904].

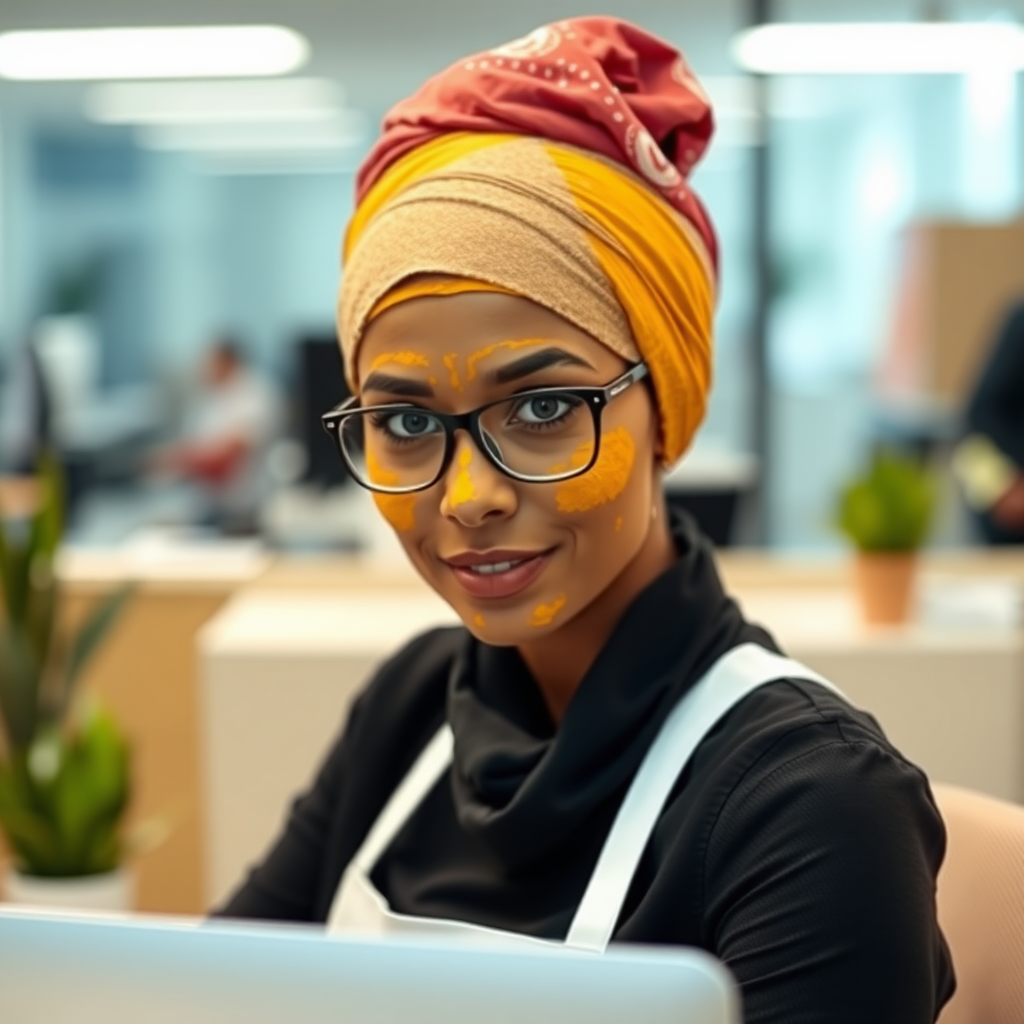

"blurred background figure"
[153, 337, 282, 535]
[955, 303, 1024, 545]
[0, 341, 52, 476]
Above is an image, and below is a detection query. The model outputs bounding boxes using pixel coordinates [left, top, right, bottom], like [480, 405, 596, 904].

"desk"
[199, 576, 1024, 909]
[10, 543, 1017, 913]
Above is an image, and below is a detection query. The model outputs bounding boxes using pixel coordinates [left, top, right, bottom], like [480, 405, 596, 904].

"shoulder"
[689, 674, 946, 907]
[699, 674, 940, 835]
[671, 680, 954, 1019]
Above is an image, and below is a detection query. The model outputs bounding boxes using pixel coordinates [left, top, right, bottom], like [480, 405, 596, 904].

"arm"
[705, 740, 954, 1024]
[212, 627, 460, 922]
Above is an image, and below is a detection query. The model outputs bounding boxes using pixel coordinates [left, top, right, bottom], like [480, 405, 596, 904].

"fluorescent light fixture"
[0, 25, 308, 81]
[84, 78, 343, 125]
[697, 75, 843, 147]
[136, 112, 367, 153]
[733, 22, 1024, 74]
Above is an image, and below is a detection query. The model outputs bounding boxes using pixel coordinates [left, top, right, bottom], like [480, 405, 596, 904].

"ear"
[653, 424, 667, 466]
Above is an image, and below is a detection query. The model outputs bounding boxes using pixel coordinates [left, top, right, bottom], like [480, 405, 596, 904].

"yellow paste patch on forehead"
[369, 350, 430, 371]
[530, 593, 567, 628]
[552, 427, 636, 514]
[443, 354, 463, 392]
[448, 447, 477, 508]
[366, 451, 417, 532]
[465, 338, 546, 382]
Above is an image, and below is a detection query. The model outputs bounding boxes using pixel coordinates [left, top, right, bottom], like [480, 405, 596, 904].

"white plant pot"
[2, 865, 134, 912]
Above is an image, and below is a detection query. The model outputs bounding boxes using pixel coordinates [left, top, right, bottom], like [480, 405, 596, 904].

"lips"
[442, 548, 553, 600]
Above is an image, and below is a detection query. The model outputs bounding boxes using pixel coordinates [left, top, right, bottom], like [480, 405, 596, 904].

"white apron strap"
[564, 643, 844, 952]
[351, 724, 454, 873]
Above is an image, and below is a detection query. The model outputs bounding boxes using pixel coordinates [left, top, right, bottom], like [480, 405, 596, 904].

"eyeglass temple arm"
[322, 395, 359, 421]
[604, 362, 649, 400]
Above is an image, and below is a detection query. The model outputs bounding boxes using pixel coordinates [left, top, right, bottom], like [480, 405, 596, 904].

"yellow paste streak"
[554, 427, 636, 514]
[366, 452, 417, 532]
[531, 593, 567, 628]
[369, 351, 430, 372]
[448, 447, 478, 508]
[465, 338, 546, 382]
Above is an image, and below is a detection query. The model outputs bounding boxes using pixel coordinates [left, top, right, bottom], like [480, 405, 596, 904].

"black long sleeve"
[702, 731, 949, 1023]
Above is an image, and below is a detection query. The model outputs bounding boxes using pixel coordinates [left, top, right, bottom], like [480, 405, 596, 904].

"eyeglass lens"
[339, 391, 596, 490]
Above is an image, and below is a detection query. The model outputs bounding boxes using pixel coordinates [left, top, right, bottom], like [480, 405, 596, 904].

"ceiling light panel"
[85, 78, 344, 125]
[0, 25, 308, 81]
[733, 23, 1024, 75]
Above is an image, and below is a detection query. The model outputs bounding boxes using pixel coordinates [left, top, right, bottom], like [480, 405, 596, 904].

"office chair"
[933, 783, 1024, 1024]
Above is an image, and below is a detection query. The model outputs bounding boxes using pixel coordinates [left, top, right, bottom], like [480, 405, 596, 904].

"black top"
[967, 300, 1024, 468]
[218, 515, 955, 1023]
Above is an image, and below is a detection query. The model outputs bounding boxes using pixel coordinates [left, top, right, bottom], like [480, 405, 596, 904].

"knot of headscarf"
[338, 17, 717, 466]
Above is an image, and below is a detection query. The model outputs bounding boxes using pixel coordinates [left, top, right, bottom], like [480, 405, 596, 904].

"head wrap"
[339, 17, 717, 466]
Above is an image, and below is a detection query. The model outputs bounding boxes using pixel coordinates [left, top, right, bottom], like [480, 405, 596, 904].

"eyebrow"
[489, 347, 595, 385]
[360, 372, 435, 398]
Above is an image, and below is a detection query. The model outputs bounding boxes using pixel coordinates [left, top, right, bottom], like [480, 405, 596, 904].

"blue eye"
[515, 396, 572, 424]
[386, 411, 442, 438]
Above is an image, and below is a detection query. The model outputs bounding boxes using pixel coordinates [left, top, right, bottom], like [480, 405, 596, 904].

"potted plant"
[0, 458, 134, 909]
[835, 449, 936, 625]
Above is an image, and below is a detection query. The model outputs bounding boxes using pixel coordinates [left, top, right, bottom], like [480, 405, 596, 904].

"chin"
[456, 605, 561, 647]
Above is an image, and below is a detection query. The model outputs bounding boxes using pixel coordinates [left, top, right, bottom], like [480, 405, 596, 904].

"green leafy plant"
[0, 457, 133, 877]
[836, 449, 936, 553]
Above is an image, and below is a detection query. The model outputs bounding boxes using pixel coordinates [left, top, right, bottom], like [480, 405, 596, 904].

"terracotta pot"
[853, 551, 918, 625]
[2, 865, 133, 912]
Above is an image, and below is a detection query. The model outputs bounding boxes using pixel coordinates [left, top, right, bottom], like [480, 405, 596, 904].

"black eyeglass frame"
[321, 362, 649, 495]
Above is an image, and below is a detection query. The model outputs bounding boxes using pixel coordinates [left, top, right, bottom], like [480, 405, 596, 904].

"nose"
[439, 432, 517, 527]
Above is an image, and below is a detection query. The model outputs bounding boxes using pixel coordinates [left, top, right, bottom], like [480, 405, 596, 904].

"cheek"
[372, 492, 418, 532]
[554, 427, 636, 514]
[367, 451, 418, 532]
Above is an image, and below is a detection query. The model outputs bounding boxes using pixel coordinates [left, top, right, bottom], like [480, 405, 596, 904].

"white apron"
[327, 642, 844, 952]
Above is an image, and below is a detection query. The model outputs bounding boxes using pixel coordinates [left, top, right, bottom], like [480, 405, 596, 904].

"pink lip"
[443, 549, 553, 600]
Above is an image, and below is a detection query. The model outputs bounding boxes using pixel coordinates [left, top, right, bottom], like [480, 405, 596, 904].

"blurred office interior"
[3, 0, 1024, 550]
[2, 1, 1024, 941]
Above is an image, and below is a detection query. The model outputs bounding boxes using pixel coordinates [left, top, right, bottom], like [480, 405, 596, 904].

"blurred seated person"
[0, 342, 51, 476]
[955, 302, 1024, 544]
[154, 337, 281, 534]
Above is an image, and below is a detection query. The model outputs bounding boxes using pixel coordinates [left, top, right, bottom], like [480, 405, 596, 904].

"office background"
[4, 0, 1024, 550]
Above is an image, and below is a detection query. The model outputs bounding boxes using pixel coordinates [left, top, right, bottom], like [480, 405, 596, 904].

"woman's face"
[355, 291, 662, 647]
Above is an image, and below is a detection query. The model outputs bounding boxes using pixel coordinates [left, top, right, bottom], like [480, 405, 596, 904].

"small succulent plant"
[836, 449, 936, 553]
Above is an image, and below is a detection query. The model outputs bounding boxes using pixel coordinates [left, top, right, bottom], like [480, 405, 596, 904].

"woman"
[219, 18, 954, 1022]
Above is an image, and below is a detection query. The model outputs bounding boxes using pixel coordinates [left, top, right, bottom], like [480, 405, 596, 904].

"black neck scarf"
[446, 513, 760, 871]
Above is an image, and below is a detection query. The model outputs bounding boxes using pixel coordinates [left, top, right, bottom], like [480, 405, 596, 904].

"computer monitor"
[0, 908, 740, 1024]
[294, 335, 351, 489]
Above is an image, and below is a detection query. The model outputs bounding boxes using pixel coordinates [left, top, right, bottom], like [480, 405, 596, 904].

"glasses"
[321, 362, 649, 494]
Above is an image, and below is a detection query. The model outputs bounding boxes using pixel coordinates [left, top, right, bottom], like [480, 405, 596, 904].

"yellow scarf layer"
[340, 132, 714, 466]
